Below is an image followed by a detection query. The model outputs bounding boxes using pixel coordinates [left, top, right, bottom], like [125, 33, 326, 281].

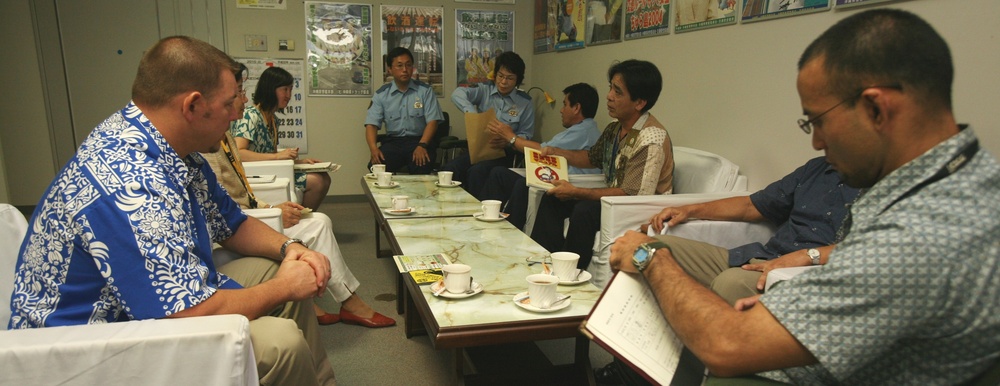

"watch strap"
[280, 238, 305, 257]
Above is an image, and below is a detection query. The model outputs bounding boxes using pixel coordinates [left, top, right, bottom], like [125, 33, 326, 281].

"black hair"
[563, 83, 599, 119]
[253, 66, 294, 113]
[385, 47, 414, 68]
[493, 51, 526, 87]
[607, 60, 662, 113]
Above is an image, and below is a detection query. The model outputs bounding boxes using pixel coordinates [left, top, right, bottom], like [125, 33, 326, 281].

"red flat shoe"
[316, 312, 341, 325]
[339, 309, 396, 328]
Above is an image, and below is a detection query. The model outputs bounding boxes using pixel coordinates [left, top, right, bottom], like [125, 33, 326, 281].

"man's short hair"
[252, 66, 295, 112]
[132, 36, 239, 108]
[493, 51, 526, 87]
[563, 83, 599, 119]
[607, 60, 662, 113]
[385, 47, 414, 68]
[799, 9, 953, 110]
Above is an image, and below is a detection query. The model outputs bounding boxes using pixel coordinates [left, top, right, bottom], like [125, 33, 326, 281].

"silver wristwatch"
[280, 238, 305, 257]
[807, 248, 821, 265]
[508, 136, 517, 145]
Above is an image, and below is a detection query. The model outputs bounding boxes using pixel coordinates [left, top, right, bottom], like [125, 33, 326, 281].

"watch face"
[634, 247, 650, 264]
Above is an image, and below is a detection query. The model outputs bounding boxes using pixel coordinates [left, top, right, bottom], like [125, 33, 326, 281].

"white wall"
[2, 0, 997, 205]
[533, 0, 1000, 190]
[223, 0, 538, 196]
[0, 0, 57, 205]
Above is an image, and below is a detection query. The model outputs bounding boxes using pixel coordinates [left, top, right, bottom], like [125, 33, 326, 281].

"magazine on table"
[392, 253, 452, 285]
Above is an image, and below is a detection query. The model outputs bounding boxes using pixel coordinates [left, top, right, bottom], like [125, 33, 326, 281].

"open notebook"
[293, 162, 341, 173]
[581, 271, 705, 385]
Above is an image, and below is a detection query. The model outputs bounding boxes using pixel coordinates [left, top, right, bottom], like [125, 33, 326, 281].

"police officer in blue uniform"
[365, 47, 443, 174]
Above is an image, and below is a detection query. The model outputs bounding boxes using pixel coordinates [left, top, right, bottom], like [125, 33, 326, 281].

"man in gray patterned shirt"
[609, 9, 999, 385]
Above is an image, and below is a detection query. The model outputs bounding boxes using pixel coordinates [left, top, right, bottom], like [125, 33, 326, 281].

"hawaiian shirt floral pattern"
[8, 102, 246, 329]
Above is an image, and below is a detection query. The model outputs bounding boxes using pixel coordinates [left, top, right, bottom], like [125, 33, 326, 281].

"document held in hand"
[580, 271, 705, 385]
[524, 147, 569, 190]
[464, 108, 506, 164]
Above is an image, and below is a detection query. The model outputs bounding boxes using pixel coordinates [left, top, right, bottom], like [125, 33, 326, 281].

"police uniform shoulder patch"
[515, 89, 532, 100]
[375, 83, 392, 93]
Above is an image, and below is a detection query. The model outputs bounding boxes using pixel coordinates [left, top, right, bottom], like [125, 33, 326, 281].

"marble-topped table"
[361, 175, 482, 258]
[386, 216, 602, 348]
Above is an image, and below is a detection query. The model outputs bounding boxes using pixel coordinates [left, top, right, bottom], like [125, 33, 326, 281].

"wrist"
[280, 238, 305, 258]
[417, 142, 428, 149]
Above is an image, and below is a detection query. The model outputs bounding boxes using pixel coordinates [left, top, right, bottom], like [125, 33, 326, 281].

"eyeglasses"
[238, 88, 246, 97]
[797, 84, 902, 134]
[495, 72, 517, 83]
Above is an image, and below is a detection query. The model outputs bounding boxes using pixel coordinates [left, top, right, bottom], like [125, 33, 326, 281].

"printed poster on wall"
[456, 9, 514, 86]
[675, 0, 737, 33]
[237, 0, 287, 10]
[381, 6, 444, 96]
[624, 0, 670, 40]
[533, 0, 558, 53]
[835, 0, 898, 8]
[304, 2, 374, 97]
[586, 0, 624, 46]
[555, 0, 587, 50]
[237, 58, 310, 153]
[741, 0, 829, 23]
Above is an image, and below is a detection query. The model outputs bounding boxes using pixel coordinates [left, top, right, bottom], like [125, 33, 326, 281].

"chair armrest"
[598, 191, 754, 253]
[250, 177, 293, 205]
[244, 160, 294, 183]
[0, 315, 258, 386]
[244, 207, 284, 232]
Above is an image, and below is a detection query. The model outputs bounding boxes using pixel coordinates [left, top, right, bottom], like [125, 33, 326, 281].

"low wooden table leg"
[576, 335, 596, 386]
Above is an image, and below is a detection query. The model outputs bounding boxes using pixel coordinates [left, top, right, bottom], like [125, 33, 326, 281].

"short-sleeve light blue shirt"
[365, 80, 443, 137]
[451, 81, 535, 140]
[541, 117, 601, 174]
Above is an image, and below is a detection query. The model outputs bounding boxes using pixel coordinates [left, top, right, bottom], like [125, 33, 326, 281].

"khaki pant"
[652, 235, 764, 305]
[220, 257, 337, 386]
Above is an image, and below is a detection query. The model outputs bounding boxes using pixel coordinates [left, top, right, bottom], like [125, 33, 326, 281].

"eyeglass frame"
[495, 71, 518, 83]
[797, 84, 902, 134]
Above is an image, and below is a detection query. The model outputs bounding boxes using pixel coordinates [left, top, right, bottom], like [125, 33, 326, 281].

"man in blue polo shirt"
[365, 47, 443, 174]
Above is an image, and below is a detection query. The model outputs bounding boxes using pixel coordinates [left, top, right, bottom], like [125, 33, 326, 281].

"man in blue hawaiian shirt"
[609, 9, 999, 384]
[8, 36, 336, 386]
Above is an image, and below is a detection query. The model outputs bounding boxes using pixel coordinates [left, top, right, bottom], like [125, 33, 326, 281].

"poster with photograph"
[534, 0, 558, 53]
[554, 0, 587, 50]
[834, 0, 897, 8]
[237, 58, 310, 153]
[381, 6, 444, 96]
[675, 0, 737, 33]
[456, 10, 514, 86]
[624, 0, 670, 40]
[741, 0, 829, 23]
[586, 0, 624, 45]
[304, 2, 374, 97]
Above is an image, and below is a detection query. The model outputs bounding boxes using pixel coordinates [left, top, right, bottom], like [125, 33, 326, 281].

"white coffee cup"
[438, 171, 453, 185]
[481, 200, 502, 219]
[391, 195, 409, 210]
[377, 172, 393, 186]
[550, 252, 581, 281]
[526, 274, 559, 308]
[442, 264, 472, 294]
[371, 164, 386, 175]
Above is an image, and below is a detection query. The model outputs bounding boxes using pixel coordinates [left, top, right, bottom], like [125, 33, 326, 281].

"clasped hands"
[275, 242, 331, 300]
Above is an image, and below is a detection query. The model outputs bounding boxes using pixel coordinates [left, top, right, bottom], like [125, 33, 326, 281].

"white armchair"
[244, 159, 299, 204]
[589, 147, 760, 287]
[0, 204, 259, 386]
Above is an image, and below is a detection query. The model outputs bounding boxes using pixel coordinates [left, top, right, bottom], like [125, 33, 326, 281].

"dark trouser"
[480, 167, 529, 230]
[529, 196, 600, 269]
[442, 148, 519, 198]
[371, 136, 434, 175]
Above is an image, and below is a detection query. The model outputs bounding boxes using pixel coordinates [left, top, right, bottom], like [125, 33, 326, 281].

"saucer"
[558, 270, 592, 285]
[383, 207, 415, 216]
[512, 291, 571, 313]
[435, 181, 462, 188]
[473, 212, 509, 222]
[430, 281, 484, 299]
[364, 173, 377, 179]
[373, 181, 399, 188]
